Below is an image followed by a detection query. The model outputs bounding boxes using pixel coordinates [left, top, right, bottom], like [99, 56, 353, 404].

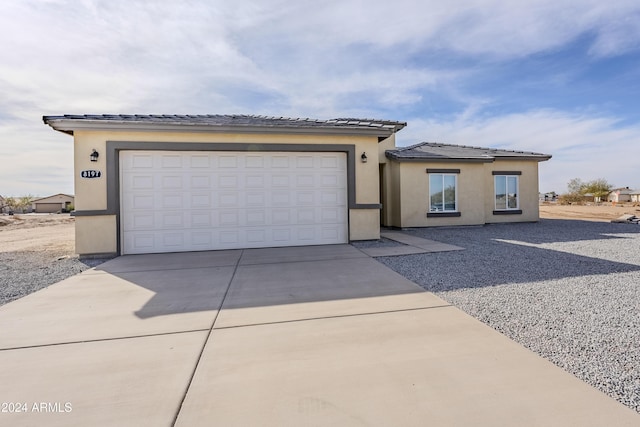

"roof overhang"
[42, 116, 405, 138]
[385, 153, 494, 163]
[385, 152, 552, 163]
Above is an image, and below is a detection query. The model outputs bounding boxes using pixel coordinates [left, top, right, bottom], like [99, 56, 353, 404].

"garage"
[34, 203, 62, 213]
[43, 114, 405, 256]
[120, 150, 348, 254]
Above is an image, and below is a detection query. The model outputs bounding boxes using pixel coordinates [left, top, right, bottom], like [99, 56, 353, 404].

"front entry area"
[120, 150, 348, 254]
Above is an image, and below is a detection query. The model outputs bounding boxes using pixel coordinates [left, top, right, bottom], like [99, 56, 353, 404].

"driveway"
[0, 244, 637, 426]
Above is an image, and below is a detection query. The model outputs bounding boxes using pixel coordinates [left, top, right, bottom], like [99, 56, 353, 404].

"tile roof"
[42, 114, 407, 135]
[386, 142, 552, 162]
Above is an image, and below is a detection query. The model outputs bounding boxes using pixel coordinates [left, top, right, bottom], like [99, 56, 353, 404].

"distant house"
[31, 194, 74, 213]
[631, 189, 640, 203]
[540, 192, 557, 202]
[582, 193, 602, 203]
[607, 187, 633, 203]
[0, 196, 7, 213]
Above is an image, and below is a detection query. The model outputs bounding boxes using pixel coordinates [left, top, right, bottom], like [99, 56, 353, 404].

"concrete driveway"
[0, 244, 637, 426]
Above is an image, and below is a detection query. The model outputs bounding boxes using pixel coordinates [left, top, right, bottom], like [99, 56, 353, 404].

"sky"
[2, 0, 640, 196]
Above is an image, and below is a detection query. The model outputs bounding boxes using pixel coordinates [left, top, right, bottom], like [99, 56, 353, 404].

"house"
[382, 142, 551, 228]
[582, 193, 601, 203]
[539, 192, 557, 202]
[630, 189, 640, 203]
[43, 114, 551, 256]
[607, 187, 633, 203]
[32, 194, 75, 213]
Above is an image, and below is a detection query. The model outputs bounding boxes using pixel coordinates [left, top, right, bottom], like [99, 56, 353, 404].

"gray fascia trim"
[492, 209, 523, 215]
[426, 168, 461, 174]
[353, 203, 382, 209]
[427, 212, 462, 218]
[492, 171, 522, 175]
[102, 141, 371, 254]
[386, 155, 493, 163]
[72, 210, 115, 216]
[44, 120, 396, 138]
[493, 156, 552, 162]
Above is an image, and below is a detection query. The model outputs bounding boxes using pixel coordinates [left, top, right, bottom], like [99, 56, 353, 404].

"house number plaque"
[80, 170, 102, 178]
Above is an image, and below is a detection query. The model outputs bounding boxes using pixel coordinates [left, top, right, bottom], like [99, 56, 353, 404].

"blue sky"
[2, 0, 640, 196]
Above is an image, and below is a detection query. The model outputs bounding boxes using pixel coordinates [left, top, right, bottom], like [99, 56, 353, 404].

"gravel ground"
[377, 219, 640, 413]
[0, 251, 113, 306]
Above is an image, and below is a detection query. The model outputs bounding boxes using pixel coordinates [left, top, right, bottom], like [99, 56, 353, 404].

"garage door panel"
[161, 194, 183, 209]
[190, 175, 210, 188]
[271, 175, 290, 187]
[191, 212, 213, 227]
[121, 151, 347, 254]
[219, 211, 240, 226]
[189, 155, 210, 168]
[219, 175, 238, 188]
[246, 175, 265, 188]
[218, 155, 238, 168]
[271, 156, 290, 168]
[295, 155, 314, 168]
[191, 231, 213, 247]
[162, 175, 183, 189]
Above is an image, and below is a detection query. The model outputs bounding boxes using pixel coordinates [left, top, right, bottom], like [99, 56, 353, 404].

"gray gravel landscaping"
[0, 251, 113, 306]
[377, 219, 640, 413]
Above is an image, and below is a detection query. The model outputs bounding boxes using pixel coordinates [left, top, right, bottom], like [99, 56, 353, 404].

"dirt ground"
[539, 203, 640, 222]
[0, 214, 75, 254]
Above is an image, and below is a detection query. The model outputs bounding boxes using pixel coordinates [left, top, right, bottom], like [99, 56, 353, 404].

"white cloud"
[227, 0, 640, 58]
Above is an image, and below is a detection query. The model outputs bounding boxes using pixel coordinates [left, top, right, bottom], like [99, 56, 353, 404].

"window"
[494, 175, 519, 210]
[429, 174, 457, 212]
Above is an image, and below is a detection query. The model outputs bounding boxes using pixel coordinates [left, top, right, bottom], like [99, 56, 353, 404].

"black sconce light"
[90, 149, 99, 162]
[361, 152, 368, 163]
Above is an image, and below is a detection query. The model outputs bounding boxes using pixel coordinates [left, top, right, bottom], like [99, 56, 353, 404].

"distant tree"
[562, 178, 586, 203]
[4, 195, 34, 213]
[582, 179, 613, 201]
[4, 197, 18, 212]
[567, 178, 585, 195]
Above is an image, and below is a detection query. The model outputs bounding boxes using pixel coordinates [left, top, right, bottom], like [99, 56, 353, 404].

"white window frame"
[429, 173, 458, 213]
[494, 175, 520, 211]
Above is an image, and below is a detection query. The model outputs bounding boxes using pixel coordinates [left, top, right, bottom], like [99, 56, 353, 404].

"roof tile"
[386, 142, 551, 162]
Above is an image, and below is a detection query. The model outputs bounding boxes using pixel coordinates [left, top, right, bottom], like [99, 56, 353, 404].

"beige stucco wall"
[392, 161, 487, 227]
[72, 129, 382, 255]
[76, 215, 117, 255]
[377, 135, 395, 164]
[380, 160, 401, 227]
[387, 159, 542, 228]
[349, 209, 380, 240]
[485, 160, 540, 223]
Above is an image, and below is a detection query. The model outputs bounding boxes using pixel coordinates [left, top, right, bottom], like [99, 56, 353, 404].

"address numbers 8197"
[80, 170, 101, 178]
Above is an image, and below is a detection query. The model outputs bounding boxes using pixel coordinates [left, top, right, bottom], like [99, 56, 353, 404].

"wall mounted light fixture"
[90, 149, 99, 162]
[361, 152, 368, 163]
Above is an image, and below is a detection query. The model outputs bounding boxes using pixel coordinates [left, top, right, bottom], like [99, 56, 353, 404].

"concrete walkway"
[0, 245, 637, 426]
[358, 230, 465, 257]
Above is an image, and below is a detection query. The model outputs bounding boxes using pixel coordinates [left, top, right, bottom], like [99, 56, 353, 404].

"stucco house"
[607, 187, 633, 203]
[32, 193, 75, 213]
[43, 114, 551, 256]
[631, 190, 640, 203]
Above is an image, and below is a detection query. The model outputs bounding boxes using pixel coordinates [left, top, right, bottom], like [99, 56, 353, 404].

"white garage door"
[120, 151, 348, 254]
